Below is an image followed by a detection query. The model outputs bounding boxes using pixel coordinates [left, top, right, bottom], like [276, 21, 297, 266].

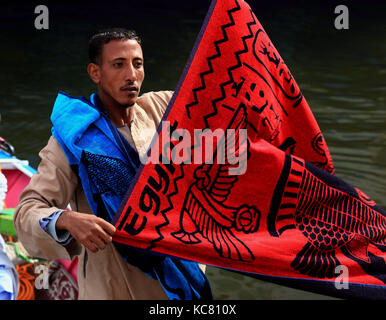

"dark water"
[0, 0, 385, 299]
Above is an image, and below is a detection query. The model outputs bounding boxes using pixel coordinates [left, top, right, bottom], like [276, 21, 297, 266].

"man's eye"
[113, 62, 123, 68]
[135, 62, 143, 68]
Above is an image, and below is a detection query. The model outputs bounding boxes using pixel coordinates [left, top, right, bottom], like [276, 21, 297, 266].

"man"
[14, 28, 211, 300]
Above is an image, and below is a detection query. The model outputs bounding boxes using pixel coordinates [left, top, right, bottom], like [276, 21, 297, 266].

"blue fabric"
[0, 266, 14, 300]
[0, 236, 18, 300]
[0, 290, 12, 300]
[39, 210, 73, 245]
[50, 91, 212, 300]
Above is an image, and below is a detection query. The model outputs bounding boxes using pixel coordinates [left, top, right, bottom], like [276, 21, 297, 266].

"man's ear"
[87, 63, 100, 84]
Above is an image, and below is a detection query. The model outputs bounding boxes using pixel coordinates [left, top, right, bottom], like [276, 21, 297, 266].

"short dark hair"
[88, 28, 142, 65]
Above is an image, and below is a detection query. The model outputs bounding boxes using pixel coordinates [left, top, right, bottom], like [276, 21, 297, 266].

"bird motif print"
[171, 104, 260, 262]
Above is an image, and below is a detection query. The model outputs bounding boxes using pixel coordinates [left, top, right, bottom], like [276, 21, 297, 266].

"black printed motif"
[268, 155, 386, 282]
[172, 105, 260, 262]
[311, 132, 335, 174]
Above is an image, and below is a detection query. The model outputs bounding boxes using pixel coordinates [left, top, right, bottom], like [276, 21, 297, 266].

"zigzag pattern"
[151, 2, 256, 249]
[185, 0, 241, 120]
[148, 163, 186, 250]
[203, 6, 257, 128]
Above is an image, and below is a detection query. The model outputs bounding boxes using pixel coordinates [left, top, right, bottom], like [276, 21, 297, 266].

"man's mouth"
[120, 85, 138, 93]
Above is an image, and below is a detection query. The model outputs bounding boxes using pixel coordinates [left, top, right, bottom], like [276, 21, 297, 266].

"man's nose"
[124, 65, 137, 82]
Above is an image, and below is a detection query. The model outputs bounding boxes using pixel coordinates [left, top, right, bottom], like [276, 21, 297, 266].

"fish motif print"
[268, 155, 386, 282]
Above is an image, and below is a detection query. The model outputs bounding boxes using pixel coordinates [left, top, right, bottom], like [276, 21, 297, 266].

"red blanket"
[112, 0, 386, 299]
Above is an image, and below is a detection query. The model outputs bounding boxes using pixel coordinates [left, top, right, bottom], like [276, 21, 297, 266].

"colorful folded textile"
[112, 0, 386, 299]
[34, 260, 78, 300]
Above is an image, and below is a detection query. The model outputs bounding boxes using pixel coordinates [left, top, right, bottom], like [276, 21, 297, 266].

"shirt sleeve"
[13, 136, 81, 261]
[39, 210, 73, 246]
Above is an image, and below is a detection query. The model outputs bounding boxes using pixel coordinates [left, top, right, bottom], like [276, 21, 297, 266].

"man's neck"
[98, 92, 134, 127]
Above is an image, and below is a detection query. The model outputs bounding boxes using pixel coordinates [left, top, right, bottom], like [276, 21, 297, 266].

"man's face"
[91, 39, 145, 107]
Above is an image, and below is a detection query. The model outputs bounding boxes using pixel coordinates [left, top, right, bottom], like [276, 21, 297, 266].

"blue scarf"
[50, 91, 212, 300]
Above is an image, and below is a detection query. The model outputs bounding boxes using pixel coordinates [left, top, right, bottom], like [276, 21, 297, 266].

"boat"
[0, 137, 78, 300]
[0, 137, 36, 237]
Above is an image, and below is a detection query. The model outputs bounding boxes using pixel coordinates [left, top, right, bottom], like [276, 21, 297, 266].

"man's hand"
[56, 210, 116, 253]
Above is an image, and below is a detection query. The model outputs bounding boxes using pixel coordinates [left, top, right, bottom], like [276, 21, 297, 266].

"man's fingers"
[85, 240, 99, 253]
[97, 218, 116, 236]
[61, 211, 115, 251]
[94, 225, 113, 246]
[86, 232, 109, 252]
[89, 234, 107, 251]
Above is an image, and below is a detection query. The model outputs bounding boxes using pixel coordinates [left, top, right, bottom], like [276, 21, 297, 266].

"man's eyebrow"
[111, 57, 126, 62]
[111, 57, 143, 62]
